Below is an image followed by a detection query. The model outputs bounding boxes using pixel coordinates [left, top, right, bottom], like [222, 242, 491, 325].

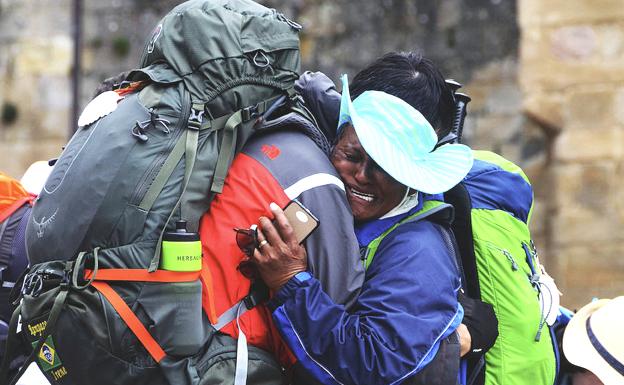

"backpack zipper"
[522, 242, 547, 341]
[129, 91, 192, 206]
[487, 243, 518, 271]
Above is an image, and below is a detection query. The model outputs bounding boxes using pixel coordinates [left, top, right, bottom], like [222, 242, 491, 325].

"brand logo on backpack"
[261, 144, 281, 160]
[32, 208, 58, 238]
[147, 24, 163, 54]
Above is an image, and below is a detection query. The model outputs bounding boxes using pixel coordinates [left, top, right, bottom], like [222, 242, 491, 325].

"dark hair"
[350, 52, 455, 139]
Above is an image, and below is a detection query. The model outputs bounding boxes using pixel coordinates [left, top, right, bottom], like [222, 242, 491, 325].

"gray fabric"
[243, 131, 364, 310]
[294, 71, 341, 143]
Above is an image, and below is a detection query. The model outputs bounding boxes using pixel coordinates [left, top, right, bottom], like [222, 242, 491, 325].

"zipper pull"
[503, 250, 519, 271]
[276, 13, 302, 31]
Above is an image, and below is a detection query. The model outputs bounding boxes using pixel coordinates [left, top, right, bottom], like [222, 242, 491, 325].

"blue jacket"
[269, 195, 463, 385]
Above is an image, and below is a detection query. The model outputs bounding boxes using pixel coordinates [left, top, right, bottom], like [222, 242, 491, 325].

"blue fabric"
[463, 159, 533, 223]
[271, 217, 462, 385]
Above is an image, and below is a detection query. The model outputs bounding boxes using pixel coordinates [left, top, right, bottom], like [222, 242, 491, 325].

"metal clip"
[21, 273, 44, 297]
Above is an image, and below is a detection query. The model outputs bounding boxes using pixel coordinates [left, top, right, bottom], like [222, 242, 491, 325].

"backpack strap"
[148, 107, 200, 272]
[363, 200, 453, 270]
[211, 280, 269, 331]
[209, 92, 292, 194]
[444, 183, 481, 299]
[82, 267, 205, 363]
[92, 281, 166, 362]
[1, 262, 72, 385]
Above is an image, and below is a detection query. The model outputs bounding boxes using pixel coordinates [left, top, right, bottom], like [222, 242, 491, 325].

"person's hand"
[457, 323, 472, 357]
[252, 202, 308, 290]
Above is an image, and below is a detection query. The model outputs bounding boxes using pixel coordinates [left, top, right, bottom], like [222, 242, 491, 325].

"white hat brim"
[338, 75, 473, 194]
[563, 299, 624, 385]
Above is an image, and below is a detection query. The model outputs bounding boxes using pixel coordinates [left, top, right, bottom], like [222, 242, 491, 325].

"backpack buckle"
[242, 280, 269, 310]
[188, 105, 205, 130]
[241, 105, 259, 122]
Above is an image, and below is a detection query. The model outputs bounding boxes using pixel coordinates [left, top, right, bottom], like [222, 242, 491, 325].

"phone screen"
[281, 200, 319, 244]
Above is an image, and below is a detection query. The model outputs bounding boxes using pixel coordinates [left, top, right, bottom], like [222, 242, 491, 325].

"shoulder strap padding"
[444, 183, 481, 299]
[364, 201, 453, 270]
[257, 110, 331, 156]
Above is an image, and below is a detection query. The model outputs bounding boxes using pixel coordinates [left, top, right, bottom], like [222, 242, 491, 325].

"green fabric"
[211, 110, 242, 194]
[472, 208, 555, 385]
[363, 200, 450, 270]
[139, 129, 188, 212]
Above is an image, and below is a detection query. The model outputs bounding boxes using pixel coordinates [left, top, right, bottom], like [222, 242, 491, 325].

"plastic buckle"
[241, 105, 259, 122]
[243, 281, 269, 309]
[188, 108, 204, 130]
[243, 291, 260, 310]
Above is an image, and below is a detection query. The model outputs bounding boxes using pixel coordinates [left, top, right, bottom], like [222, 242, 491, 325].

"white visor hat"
[337, 74, 473, 194]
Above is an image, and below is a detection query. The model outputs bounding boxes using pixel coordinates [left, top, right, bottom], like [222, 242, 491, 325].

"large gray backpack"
[0, 1, 316, 384]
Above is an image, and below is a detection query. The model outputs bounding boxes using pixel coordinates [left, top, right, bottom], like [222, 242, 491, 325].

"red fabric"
[84, 269, 200, 282]
[199, 152, 295, 367]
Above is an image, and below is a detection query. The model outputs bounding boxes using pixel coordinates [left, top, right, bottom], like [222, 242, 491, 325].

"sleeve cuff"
[267, 271, 312, 311]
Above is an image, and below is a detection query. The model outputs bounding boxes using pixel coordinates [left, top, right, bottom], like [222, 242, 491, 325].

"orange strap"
[91, 281, 166, 363]
[200, 260, 218, 325]
[115, 81, 148, 97]
[84, 268, 200, 282]
[0, 196, 33, 223]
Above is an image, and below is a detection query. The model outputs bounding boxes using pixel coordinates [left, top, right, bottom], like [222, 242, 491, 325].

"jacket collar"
[354, 193, 443, 247]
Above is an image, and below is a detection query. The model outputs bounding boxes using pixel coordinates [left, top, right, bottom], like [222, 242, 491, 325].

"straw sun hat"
[563, 297, 624, 385]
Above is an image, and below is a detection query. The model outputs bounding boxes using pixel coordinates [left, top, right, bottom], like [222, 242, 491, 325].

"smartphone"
[280, 199, 319, 244]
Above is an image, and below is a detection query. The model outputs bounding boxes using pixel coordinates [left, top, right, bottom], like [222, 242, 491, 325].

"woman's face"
[331, 124, 407, 223]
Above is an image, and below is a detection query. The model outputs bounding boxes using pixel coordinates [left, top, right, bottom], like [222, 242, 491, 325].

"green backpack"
[445, 150, 558, 385]
[0, 1, 312, 384]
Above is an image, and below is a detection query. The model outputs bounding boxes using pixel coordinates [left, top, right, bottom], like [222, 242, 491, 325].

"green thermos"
[161, 220, 202, 272]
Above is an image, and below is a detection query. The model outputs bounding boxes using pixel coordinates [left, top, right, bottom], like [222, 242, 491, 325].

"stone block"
[551, 162, 623, 245]
[564, 87, 617, 130]
[550, 25, 597, 62]
[616, 88, 624, 127]
[596, 23, 624, 61]
[557, 242, 624, 310]
[523, 93, 564, 134]
[554, 129, 623, 162]
[0, 138, 65, 179]
[521, 25, 624, 90]
[520, 0, 624, 27]
[470, 114, 522, 152]
[14, 36, 72, 77]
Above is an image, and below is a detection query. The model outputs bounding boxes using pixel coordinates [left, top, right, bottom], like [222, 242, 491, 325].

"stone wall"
[520, 0, 624, 308]
[0, 0, 73, 176]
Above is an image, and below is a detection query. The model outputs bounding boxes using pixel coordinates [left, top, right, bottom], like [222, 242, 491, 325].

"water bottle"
[157, 220, 204, 356]
[161, 220, 202, 271]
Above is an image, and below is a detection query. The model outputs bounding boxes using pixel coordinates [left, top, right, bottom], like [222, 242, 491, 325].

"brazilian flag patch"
[32, 336, 62, 372]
